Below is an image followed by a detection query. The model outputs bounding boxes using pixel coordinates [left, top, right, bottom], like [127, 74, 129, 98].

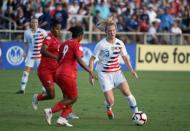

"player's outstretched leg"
[32, 94, 38, 110]
[67, 112, 79, 120]
[44, 108, 53, 125]
[57, 117, 73, 127]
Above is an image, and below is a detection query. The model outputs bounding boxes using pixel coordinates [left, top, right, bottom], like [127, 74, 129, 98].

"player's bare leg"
[104, 89, 115, 119]
[32, 83, 55, 110]
[44, 96, 77, 126]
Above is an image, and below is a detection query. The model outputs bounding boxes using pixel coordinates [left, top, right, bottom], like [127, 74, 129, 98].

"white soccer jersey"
[93, 38, 128, 72]
[24, 28, 47, 59]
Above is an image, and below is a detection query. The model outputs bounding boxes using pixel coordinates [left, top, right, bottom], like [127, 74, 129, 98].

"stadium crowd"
[0, 0, 190, 44]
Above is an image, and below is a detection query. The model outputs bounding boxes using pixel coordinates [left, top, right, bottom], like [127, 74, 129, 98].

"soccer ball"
[132, 111, 147, 126]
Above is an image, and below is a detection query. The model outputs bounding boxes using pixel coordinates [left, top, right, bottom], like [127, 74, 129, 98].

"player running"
[43, 26, 96, 127]
[32, 20, 61, 111]
[31, 20, 79, 120]
[16, 16, 47, 94]
[89, 17, 139, 119]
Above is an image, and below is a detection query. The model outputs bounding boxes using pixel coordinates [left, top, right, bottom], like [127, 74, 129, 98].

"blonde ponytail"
[96, 17, 117, 31]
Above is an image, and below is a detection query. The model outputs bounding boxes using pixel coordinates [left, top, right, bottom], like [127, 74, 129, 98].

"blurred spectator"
[126, 14, 139, 32]
[7, 0, 18, 11]
[181, 7, 190, 45]
[170, 22, 182, 44]
[139, 6, 149, 32]
[93, 10, 101, 26]
[23, 2, 33, 20]
[92, 10, 101, 42]
[74, 2, 87, 26]
[15, 7, 27, 30]
[138, 19, 149, 32]
[35, 6, 43, 18]
[52, 2, 68, 29]
[68, 0, 79, 15]
[139, 6, 149, 24]
[168, 1, 180, 17]
[147, 19, 160, 44]
[39, 5, 51, 30]
[157, 8, 174, 31]
[4, 6, 15, 20]
[117, 15, 126, 32]
[147, 4, 157, 24]
[122, 7, 131, 27]
[181, 7, 190, 33]
[30, 0, 42, 12]
[95, 0, 110, 19]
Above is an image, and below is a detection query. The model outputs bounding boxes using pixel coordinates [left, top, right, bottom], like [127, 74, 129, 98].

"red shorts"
[55, 74, 78, 99]
[38, 68, 56, 90]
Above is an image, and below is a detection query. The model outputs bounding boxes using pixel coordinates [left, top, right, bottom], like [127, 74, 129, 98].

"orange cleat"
[107, 108, 114, 119]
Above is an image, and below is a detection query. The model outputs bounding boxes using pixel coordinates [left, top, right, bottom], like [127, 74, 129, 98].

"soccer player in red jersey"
[43, 26, 96, 127]
[32, 20, 61, 110]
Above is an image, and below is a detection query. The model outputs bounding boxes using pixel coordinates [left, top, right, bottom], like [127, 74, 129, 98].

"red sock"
[37, 94, 44, 101]
[51, 102, 65, 113]
[60, 106, 72, 118]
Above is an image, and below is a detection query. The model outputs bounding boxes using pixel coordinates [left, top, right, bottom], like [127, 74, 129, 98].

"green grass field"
[0, 70, 190, 131]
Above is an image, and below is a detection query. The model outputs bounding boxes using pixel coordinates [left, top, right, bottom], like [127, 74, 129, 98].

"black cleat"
[16, 90, 25, 94]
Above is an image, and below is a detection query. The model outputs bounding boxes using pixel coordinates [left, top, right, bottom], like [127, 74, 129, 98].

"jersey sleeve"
[120, 41, 128, 57]
[40, 29, 49, 46]
[74, 42, 83, 58]
[43, 35, 51, 46]
[92, 42, 101, 58]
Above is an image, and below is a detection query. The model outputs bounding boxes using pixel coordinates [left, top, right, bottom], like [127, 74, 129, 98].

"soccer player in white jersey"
[89, 17, 139, 119]
[16, 16, 48, 94]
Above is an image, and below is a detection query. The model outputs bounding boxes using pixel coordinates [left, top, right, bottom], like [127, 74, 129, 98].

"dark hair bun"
[51, 19, 61, 27]
[68, 26, 83, 38]
[68, 27, 75, 33]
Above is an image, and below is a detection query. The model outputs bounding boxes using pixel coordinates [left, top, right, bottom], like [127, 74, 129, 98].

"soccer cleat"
[32, 94, 38, 111]
[106, 108, 114, 119]
[67, 113, 79, 120]
[44, 108, 52, 125]
[57, 117, 73, 127]
[16, 90, 25, 94]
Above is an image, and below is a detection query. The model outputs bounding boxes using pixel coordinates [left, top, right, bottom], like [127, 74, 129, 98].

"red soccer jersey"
[56, 38, 83, 78]
[39, 33, 60, 70]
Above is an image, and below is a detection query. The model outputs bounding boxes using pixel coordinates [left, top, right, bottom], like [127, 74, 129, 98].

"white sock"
[20, 71, 29, 91]
[127, 95, 138, 113]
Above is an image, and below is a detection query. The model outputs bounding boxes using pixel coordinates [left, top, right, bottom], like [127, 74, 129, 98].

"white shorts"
[97, 70, 126, 92]
[25, 56, 41, 68]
